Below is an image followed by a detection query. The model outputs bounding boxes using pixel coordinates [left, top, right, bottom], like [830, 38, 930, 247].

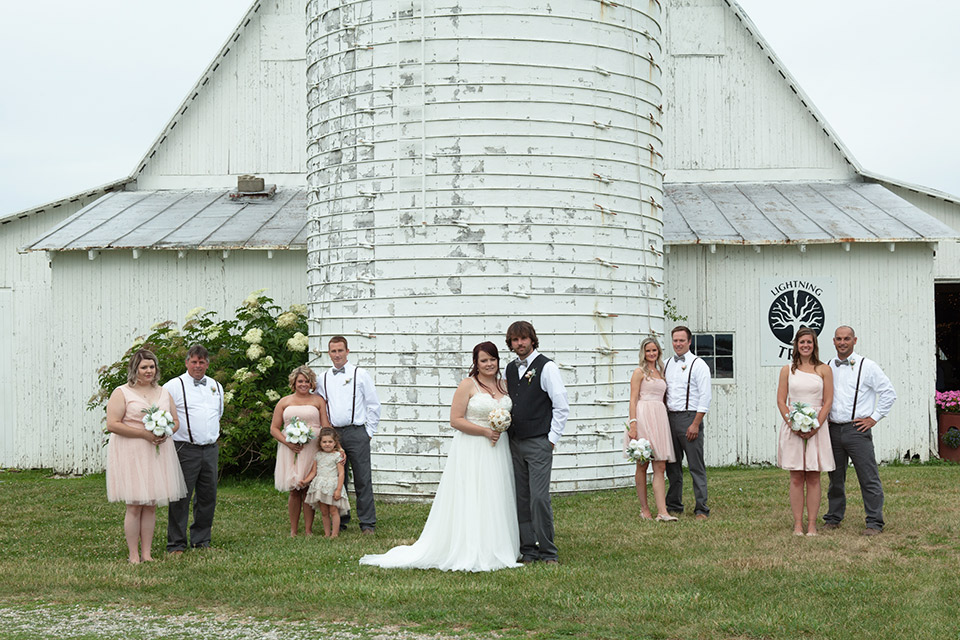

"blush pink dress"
[777, 370, 836, 472]
[625, 377, 676, 463]
[105, 385, 187, 506]
[274, 404, 322, 491]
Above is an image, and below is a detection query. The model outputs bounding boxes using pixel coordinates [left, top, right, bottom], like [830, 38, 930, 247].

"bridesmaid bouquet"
[142, 405, 175, 454]
[283, 416, 313, 462]
[488, 408, 512, 447]
[787, 402, 818, 433]
[625, 438, 654, 464]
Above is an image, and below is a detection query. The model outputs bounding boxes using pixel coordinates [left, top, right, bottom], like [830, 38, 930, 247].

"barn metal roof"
[23, 189, 309, 252]
[664, 182, 956, 245]
[22, 181, 954, 254]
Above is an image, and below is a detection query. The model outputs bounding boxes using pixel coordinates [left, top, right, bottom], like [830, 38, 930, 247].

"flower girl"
[303, 427, 350, 538]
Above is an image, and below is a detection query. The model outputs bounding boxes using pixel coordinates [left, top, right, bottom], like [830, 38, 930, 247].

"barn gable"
[662, 0, 858, 183]
[132, 0, 307, 191]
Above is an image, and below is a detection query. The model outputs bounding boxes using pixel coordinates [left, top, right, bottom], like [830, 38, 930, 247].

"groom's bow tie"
[673, 355, 685, 363]
[193, 378, 206, 387]
[332, 367, 346, 375]
[835, 358, 851, 366]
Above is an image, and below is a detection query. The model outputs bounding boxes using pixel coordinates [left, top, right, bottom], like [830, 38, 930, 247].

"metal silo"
[306, 0, 665, 497]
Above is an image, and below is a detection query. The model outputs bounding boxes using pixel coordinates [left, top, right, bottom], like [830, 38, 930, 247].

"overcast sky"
[1, 0, 957, 215]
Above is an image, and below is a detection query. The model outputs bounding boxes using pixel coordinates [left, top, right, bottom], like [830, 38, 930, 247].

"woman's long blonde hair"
[639, 337, 664, 379]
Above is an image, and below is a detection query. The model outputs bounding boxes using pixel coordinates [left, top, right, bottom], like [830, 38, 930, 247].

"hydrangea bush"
[89, 291, 311, 477]
[935, 390, 960, 415]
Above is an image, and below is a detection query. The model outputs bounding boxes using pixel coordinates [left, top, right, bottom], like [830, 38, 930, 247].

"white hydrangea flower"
[242, 328, 264, 344]
[204, 326, 221, 340]
[276, 312, 298, 329]
[232, 367, 249, 381]
[243, 288, 267, 308]
[266, 389, 281, 402]
[185, 306, 205, 321]
[289, 304, 308, 316]
[246, 344, 265, 360]
[286, 332, 309, 352]
[223, 391, 234, 404]
[256, 356, 275, 373]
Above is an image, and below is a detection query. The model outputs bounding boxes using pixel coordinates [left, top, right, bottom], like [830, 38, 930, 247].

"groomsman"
[505, 321, 569, 564]
[318, 336, 381, 534]
[165, 345, 223, 553]
[823, 325, 896, 535]
[664, 326, 712, 519]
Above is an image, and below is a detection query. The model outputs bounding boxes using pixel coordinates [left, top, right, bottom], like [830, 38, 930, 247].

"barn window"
[692, 333, 734, 379]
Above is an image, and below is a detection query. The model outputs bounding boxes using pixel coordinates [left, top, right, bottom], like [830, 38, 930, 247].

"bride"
[360, 341, 521, 571]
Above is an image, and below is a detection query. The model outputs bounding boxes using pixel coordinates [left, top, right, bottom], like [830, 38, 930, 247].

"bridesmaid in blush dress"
[270, 365, 330, 536]
[105, 349, 187, 564]
[777, 327, 835, 536]
[626, 338, 676, 522]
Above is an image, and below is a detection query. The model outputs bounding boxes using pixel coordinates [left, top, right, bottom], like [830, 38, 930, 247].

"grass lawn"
[1, 463, 958, 639]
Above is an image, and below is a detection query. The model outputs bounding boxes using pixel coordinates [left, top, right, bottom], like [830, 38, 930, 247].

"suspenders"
[178, 377, 195, 444]
[851, 359, 865, 421]
[324, 369, 360, 426]
[664, 356, 697, 411]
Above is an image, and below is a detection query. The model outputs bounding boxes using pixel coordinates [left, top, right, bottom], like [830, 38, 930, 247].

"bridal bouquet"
[787, 401, 818, 433]
[142, 405, 175, 454]
[283, 416, 313, 461]
[488, 408, 511, 446]
[625, 438, 654, 464]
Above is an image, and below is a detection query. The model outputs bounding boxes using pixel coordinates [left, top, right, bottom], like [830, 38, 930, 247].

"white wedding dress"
[359, 389, 521, 572]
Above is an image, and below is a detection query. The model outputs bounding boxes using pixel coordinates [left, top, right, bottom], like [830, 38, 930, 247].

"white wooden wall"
[10, 249, 306, 473]
[661, 0, 856, 183]
[136, 0, 307, 190]
[664, 242, 937, 465]
[0, 203, 87, 469]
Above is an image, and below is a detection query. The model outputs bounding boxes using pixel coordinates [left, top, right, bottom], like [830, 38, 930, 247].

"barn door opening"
[935, 282, 960, 391]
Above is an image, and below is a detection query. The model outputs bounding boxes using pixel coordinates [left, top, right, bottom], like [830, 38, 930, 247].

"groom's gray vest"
[506, 353, 553, 440]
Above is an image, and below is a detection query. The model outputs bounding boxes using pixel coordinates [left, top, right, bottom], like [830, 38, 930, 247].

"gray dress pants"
[824, 421, 885, 530]
[167, 442, 218, 551]
[665, 411, 709, 516]
[510, 434, 557, 561]
[336, 425, 376, 531]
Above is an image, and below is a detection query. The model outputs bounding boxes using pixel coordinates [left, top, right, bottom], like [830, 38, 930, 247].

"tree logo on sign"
[768, 289, 824, 345]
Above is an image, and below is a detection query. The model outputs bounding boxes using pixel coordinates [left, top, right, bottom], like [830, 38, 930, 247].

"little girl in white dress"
[303, 427, 350, 538]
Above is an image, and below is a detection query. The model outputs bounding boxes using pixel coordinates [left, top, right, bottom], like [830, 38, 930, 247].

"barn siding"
[664, 242, 936, 465]
[662, 0, 856, 182]
[879, 184, 960, 280]
[12, 249, 307, 473]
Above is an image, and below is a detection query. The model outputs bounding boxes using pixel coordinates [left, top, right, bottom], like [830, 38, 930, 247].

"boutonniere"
[524, 368, 537, 384]
[848, 359, 857, 367]
[211, 386, 218, 396]
[343, 377, 352, 386]
[681, 363, 687, 371]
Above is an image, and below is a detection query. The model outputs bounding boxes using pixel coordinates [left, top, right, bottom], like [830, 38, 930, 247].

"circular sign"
[767, 290, 825, 345]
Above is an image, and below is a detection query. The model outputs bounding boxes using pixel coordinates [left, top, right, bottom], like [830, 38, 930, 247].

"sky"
[1, 0, 957, 215]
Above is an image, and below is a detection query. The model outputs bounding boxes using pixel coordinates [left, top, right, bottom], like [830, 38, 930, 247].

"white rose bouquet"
[488, 408, 511, 446]
[787, 402, 818, 434]
[142, 405, 175, 454]
[625, 437, 654, 464]
[283, 416, 313, 460]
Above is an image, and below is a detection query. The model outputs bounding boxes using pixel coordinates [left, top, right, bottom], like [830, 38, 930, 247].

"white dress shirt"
[163, 373, 223, 445]
[829, 352, 896, 423]
[664, 353, 712, 414]
[317, 361, 381, 438]
[516, 349, 570, 445]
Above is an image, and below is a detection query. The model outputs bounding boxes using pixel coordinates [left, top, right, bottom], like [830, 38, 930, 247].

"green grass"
[1, 464, 959, 639]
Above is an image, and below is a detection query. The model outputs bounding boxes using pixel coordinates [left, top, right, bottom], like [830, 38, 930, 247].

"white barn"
[3, 0, 958, 484]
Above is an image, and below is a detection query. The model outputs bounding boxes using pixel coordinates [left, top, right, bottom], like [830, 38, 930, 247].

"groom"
[505, 321, 569, 565]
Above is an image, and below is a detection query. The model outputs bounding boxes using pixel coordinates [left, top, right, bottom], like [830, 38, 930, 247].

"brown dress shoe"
[862, 527, 882, 536]
[822, 523, 840, 530]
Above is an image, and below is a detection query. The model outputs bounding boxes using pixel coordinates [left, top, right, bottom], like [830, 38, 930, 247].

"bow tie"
[193, 378, 207, 387]
[673, 355, 685, 363]
[332, 367, 346, 375]
[835, 358, 851, 366]
[518, 359, 528, 368]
